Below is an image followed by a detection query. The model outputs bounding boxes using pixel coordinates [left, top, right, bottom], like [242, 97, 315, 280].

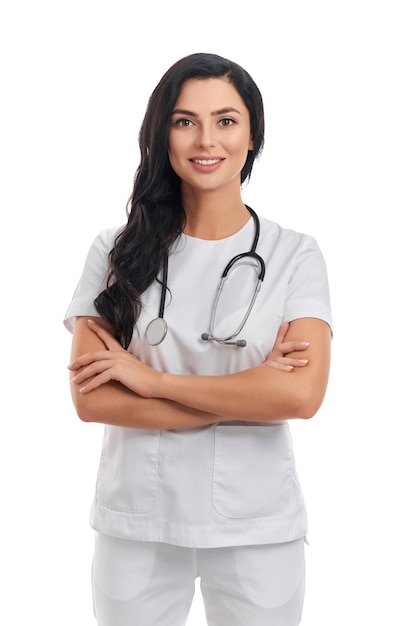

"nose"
[195, 123, 216, 148]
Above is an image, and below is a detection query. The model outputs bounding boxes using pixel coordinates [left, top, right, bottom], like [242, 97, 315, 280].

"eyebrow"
[171, 107, 242, 117]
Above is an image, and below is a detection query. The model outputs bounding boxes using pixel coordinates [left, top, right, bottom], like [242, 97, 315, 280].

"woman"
[65, 52, 332, 626]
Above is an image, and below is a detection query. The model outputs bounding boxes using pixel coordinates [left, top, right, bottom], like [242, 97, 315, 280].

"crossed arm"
[68, 316, 331, 429]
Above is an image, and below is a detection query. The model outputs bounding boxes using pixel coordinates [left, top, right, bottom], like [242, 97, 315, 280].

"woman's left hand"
[68, 320, 160, 397]
[263, 321, 310, 371]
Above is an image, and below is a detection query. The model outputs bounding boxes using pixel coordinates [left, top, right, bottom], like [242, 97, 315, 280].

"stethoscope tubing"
[145, 206, 265, 347]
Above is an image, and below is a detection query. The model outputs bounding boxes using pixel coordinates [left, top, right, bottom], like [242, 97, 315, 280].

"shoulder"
[76, 224, 125, 280]
[258, 215, 322, 255]
[81, 225, 125, 267]
[91, 225, 125, 253]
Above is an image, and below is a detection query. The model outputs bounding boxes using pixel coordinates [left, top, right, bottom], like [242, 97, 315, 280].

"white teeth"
[192, 159, 220, 165]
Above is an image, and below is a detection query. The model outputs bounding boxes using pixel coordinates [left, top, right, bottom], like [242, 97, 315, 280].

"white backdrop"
[1, 1, 417, 624]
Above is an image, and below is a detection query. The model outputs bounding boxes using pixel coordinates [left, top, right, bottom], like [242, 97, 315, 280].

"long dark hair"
[94, 52, 265, 348]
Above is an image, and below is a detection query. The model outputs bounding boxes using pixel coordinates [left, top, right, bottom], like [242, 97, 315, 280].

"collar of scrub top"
[145, 205, 266, 347]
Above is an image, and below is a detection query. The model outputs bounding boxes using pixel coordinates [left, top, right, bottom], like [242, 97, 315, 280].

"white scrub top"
[64, 213, 332, 548]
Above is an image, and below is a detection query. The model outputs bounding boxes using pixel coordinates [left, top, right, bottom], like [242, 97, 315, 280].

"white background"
[1, 1, 417, 624]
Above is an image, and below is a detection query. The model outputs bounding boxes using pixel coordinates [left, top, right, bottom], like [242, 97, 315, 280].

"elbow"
[76, 407, 95, 423]
[74, 404, 95, 424]
[262, 395, 320, 422]
[260, 364, 329, 422]
[294, 387, 326, 420]
[296, 403, 319, 420]
[71, 387, 97, 423]
[279, 384, 325, 421]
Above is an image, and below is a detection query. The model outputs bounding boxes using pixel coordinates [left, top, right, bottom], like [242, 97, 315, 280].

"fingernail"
[300, 342, 310, 346]
[298, 359, 308, 365]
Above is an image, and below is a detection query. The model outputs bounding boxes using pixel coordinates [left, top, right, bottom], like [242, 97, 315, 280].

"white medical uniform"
[65, 213, 332, 547]
[64, 213, 332, 624]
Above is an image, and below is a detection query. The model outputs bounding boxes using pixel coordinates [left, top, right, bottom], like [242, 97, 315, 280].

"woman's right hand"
[263, 321, 310, 372]
[69, 319, 163, 398]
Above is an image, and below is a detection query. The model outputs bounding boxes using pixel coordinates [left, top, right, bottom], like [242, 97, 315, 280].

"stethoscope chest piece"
[145, 317, 168, 346]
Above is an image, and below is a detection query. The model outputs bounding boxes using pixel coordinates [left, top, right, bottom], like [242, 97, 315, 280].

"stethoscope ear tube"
[221, 251, 265, 281]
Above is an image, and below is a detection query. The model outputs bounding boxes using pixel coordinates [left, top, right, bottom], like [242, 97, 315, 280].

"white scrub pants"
[92, 533, 305, 626]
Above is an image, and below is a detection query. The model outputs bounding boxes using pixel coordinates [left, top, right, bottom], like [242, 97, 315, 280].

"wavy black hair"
[94, 52, 265, 348]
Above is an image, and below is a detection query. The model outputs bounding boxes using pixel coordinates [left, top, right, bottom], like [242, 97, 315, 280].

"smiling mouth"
[190, 158, 223, 165]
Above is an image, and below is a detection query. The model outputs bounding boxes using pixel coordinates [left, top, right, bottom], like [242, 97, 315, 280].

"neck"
[181, 186, 250, 240]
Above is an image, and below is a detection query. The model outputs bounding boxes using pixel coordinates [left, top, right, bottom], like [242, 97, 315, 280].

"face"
[168, 77, 253, 194]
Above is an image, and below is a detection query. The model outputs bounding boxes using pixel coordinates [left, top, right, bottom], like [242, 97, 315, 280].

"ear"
[248, 135, 254, 150]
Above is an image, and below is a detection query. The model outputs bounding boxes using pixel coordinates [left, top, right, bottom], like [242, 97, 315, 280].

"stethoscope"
[145, 206, 265, 347]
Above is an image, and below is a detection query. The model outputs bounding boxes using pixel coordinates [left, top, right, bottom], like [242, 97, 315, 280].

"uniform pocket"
[212, 423, 296, 518]
[95, 427, 160, 514]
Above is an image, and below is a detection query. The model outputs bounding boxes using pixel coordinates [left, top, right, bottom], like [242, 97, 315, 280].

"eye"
[173, 118, 194, 127]
[218, 118, 236, 127]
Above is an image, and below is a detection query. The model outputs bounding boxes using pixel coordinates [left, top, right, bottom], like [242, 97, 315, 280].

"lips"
[190, 158, 224, 165]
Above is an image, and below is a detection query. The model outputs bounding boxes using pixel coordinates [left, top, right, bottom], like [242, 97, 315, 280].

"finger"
[271, 357, 309, 367]
[78, 371, 114, 394]
[265, 357, 308, 369]
[277, 340, 310, 354]
[265, 360, 294, 372]
[274, 321, 290, 347]
[287, 358, 308, 367]
[71, 359, 117, 384]
[87, 319, 122, 351]
[68, 350, 114, 370]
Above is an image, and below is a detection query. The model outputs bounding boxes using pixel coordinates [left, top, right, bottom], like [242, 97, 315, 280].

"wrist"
[156, 371, 173, 400]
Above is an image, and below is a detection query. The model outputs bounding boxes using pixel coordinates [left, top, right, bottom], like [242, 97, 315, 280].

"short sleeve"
[63, 227, 120, 333]
[283, 235, 333, 333]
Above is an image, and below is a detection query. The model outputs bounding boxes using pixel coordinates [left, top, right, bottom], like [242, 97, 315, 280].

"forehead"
[174, 77, 247, 112]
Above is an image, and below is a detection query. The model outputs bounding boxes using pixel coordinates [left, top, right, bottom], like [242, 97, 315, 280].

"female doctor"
[66, 52, 332, 626]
